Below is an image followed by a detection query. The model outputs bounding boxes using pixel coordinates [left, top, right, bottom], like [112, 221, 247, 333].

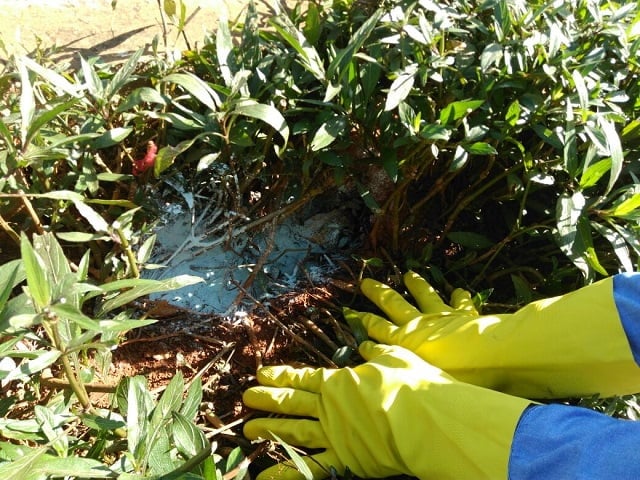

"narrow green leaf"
[439, 99, 484, 125]
[580, 159, 611, 188]
[180, 376, 202, 421]
[592, 222, 633, 272]
[599, 117, 624, 195]
[481, 43, 503, 71]
[151, 371, 184, 430]
[172, 411, 208, 458]
[162, 72, 219, 111]
[80, 55, 103, 99]
[4, 349, 61, 382]
[610, 193, 640, 218]
[73, 200, 110, 233]
[104, 48, 144, 100]
[556, 193, 591, 279]
[466, 142, 498, 155]
[384, 63, 417, 111]
[20, 56, 83, 97]
[271, 432, 314, 480]
[327, 9, 383, 81]
[571, 69, 589, 112]
[127, 376, 151, 461]
[450, 145, 468, 171]
[20, 234, 50, 308]
[92, 126, 133, 149]
[271, 15, 326, 81]
[0, 260, 25, 313]
[447, 231, 494, 249]
[154, 136, 201, 177]
[97, 275, 203, 317]
[50, 303, 101, 331]
[18, 59, 35, 146]
[25, 99, 80, 147]
[233, 100, 289, 153]
[311, 116, 347, 151]
[32, 453, 116, 477]
[216, 19, 234, 87]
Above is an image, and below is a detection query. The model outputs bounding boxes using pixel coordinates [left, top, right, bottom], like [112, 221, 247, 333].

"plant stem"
[115, 226, 141, 278]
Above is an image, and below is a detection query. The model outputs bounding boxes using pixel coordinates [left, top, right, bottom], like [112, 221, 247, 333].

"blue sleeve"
[614, 273, 640, 365]
[509, 404, 640, 480]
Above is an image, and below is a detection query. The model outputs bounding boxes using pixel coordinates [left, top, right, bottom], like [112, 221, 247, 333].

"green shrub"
[94, 0, 637, 300]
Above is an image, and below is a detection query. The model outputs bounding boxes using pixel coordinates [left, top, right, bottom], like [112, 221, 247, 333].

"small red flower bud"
[133, 140, 158, 176]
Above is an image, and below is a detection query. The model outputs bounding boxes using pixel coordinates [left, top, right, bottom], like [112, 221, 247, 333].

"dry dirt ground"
[0, 0, 266, 63]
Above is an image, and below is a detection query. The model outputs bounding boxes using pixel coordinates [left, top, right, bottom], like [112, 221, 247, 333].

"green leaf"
[73, 200, 110, 233]
[50, 303, 101, 331]
[31, 453, 116, 477]
[439, 100, 484, 125]
[591, 222, 633, 272]
[164, 0, 177, 16]
[327, 9, 383, 82]
[96, 275, 203, 317]
[599, 117, 624, 195]
[384, 63, 418, 111]
[25, 99, 80, 147]
[154, 136, 201, 177]
[481, 43, 503, 71]
[466, 142, 498, 155]
[0, 446, 47, 479]
[0, 260, 25, 313]
[20, 56, 83, 97]
[580, 159, 611, 188]
[4, 349, 61, 382]
[271, 17, 326, 82]
[18, 59, 35, 146]
[450, 145, 468, 171]
[216, 19, 234, 87]
[104, 47, 144, 100]
[92, 126, 133, 149]
[609, 193, 640, 218]
[127, 376, 152, 461]
[311, 116, 347, 151]
[180, 376, 202, 421]
[151, 371, 185, 431]
[172, 411, 208, 458]
[447, 231, 494, 249]
[271, 432, 314, 480]
[20, 234, 50, 308]
[162, 72, 219, 111]
[420, 123, 450, 141]
[233, 100, 290, 154]
[556, 192, 592, 279]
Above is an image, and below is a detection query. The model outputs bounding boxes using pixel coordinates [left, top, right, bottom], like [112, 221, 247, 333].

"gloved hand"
[346, 271, 640, 398]
[243, 341, 530, 480]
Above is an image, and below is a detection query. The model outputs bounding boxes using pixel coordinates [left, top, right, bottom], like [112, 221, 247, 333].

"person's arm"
[350, 272, 640, 398]
[510, 403, 640, 479]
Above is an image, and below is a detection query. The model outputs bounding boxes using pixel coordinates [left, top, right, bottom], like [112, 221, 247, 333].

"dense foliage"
[0, 0, 639, 478]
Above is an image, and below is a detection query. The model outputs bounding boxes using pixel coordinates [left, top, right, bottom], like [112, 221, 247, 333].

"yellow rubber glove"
[243, 341, 531, 480]
[347, 271, 640, 398]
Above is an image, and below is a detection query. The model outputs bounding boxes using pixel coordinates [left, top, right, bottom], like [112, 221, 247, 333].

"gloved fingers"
[403, 271, 455, 314]
[348, 309, 403, 345]
[243, 386, 319, 417]
[358, 340, 409, 362]
[243, 418, 329, 449]
[256, 451, 342, 480]
[449, 288, 478, 314]
[256, 364, 327, 392]
[360, 278, 422, 325]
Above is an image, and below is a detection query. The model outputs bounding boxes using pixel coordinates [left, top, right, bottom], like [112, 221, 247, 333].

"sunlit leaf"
[311, 116, 347, 151]
[384, 63, 418, 111]
[439, 99, 484, 125]
[20, 234, 50, 308]
[162, 72, 220, 111]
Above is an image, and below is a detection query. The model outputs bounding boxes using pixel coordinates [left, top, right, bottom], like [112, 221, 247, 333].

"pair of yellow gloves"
[243, 272, 640, 479]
